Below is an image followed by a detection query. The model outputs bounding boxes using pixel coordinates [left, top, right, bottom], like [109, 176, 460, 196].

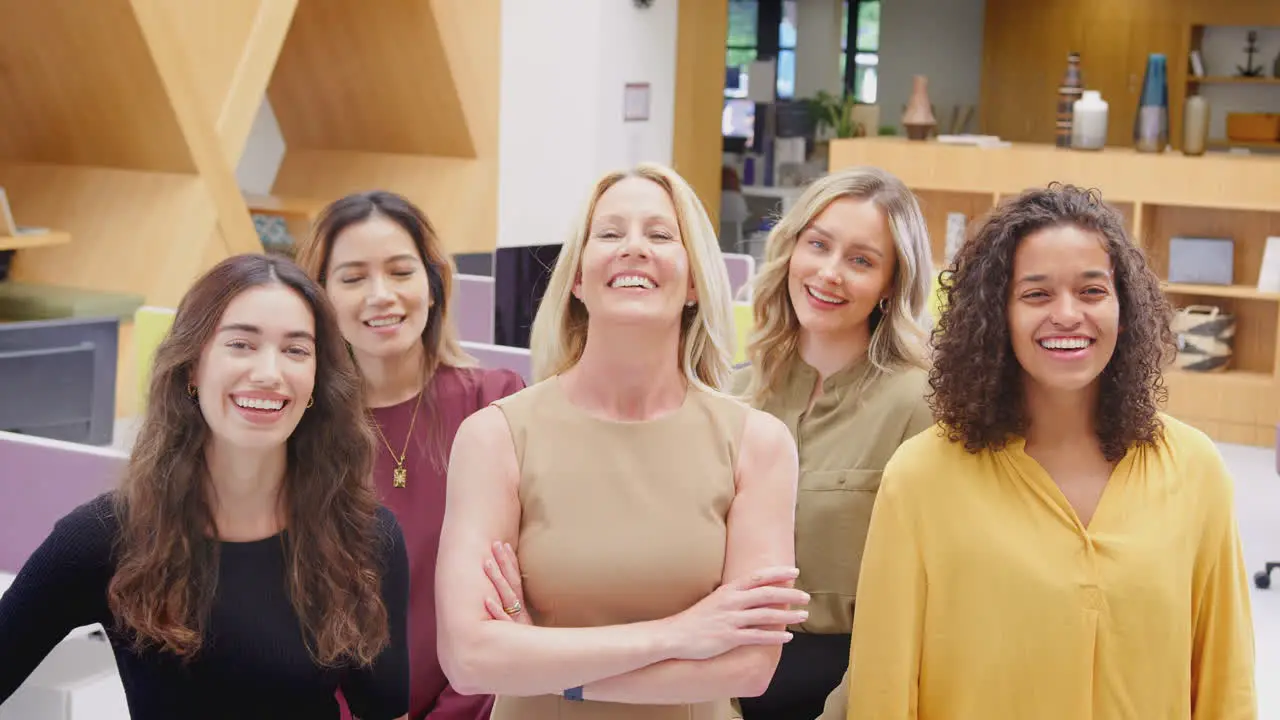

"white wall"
[235, 98, 286, 195]
[794, 0, 844, 99]
[496, 0, 679, 248]
[877, 0, 986, 134]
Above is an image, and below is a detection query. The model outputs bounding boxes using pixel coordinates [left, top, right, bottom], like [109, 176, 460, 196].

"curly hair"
[928, 183, 1175, 461]
[108, 254, 390, 667]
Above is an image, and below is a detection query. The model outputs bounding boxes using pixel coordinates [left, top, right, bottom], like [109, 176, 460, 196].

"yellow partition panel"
[133, 306, 177, 407]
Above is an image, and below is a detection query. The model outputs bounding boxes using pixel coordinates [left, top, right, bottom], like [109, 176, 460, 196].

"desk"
[0, 572, 126, 720]
[741, 185, 804, 214]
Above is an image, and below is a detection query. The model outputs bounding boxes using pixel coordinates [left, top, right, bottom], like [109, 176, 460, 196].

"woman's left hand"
[483, 540, 532, 625]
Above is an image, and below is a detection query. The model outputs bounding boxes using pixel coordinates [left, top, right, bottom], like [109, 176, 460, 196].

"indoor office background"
[0, 0, 1277, 716]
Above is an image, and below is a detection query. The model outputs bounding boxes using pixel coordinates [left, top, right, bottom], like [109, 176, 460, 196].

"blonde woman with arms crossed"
[435, 163, 808, 720]
[732, 166, 935, 720]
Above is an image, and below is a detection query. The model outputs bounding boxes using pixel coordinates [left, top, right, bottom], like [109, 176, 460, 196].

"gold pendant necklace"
[372, 388, 424, 489]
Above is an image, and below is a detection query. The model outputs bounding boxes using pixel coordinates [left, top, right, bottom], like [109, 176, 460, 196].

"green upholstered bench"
[0, 281, 145, 323]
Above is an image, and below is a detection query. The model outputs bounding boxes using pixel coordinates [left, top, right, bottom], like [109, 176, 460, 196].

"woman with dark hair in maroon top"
[297, 191, 526, 720]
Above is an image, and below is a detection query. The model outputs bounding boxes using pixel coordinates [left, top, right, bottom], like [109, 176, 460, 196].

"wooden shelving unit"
[1187, 76, 1280, 87]
[1186, 24, 1280, 153]
[830, 136, 1280, 447]
[0, 231, 71, 252]
[0, 0, 286, 309]
[0, 0, 501, 417]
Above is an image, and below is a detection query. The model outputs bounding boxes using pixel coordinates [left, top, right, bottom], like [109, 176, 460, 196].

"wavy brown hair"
[107, 254, 390, 666]
[928, 183, 1175, 461]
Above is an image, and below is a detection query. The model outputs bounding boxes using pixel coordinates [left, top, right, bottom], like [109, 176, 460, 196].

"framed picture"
[624, 82, 650, 122]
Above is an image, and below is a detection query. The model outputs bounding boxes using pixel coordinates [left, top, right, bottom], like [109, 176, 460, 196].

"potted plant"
[807, 90, 866, 166]
[808, 90, 866, 139]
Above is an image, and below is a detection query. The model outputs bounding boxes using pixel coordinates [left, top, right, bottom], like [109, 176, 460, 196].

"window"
[723, 0, 760, 143]
[724, 0, 758, 99]
[776, 0, 797, 99]
[843, 0, 880, 104]
[723, 0, 792, 101]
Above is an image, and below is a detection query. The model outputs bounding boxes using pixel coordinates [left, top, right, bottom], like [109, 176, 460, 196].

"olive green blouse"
[731, 356, 933, 635]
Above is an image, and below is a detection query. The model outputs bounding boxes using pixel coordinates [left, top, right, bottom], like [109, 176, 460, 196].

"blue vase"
[1133, 54, 1168, 152]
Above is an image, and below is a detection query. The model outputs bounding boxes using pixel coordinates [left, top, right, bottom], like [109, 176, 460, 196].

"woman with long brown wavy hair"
[295, 190, 524, 720]
[0, 254, 410, 719]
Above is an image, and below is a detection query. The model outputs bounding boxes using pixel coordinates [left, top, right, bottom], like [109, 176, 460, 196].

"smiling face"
[323, 214, 432, 361]
[787, 196, 897, 340]
[573, 176, 695, 325]
[1007, 224, 1120, 395]
[192, 284, 317, 450]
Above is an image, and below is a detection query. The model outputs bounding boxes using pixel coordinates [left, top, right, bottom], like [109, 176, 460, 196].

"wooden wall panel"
[268, 0, 475, 158]
[673, 0, 729, 225]
[0, 0, 195, 172]
[269, 0, 501, 255]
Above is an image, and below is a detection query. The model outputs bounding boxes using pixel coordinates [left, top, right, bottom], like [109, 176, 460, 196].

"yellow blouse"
[846, 414, 1257, 719]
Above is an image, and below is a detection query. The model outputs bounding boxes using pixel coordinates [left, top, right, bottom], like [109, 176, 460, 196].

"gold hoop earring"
[187, 383, 197, 398]
[878, 297, 890, 313]
[307, 396, 314, 409]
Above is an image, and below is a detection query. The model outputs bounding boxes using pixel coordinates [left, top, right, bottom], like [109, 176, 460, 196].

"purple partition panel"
[452, 274, 495, 344]
[461, 341, 532, 385]
[0, 432, 127, 573]
[723, 253, 755, 301]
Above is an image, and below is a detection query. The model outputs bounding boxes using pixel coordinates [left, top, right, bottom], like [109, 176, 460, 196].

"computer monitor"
[0, 316, 119, 446]
[453, 252, 494, 277]
[493, 243, 562, 349]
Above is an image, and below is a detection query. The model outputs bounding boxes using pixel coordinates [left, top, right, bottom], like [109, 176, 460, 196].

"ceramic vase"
[1182, 94, 1209, 156]
[1133, 53, 1169, 153]
[1057, 52, 1084, 148]
[902, 75, 936, 140]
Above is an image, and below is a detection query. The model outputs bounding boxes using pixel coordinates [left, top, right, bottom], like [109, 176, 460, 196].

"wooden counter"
[830, 137, 1280, 447]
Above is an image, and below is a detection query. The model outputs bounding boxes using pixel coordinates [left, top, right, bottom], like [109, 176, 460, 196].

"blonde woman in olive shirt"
[731, 166, 935, 720]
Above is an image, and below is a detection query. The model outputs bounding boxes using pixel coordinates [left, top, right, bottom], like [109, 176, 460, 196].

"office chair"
[1257, 564, 1277, 590]
[1259, 434, 1280, 590]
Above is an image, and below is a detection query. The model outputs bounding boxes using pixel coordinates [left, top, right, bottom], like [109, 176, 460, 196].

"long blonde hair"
[742, 166, 933, 405]
[530, 163, 735, 392]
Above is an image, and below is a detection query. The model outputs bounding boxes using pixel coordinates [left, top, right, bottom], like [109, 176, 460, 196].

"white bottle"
[1071, 90, 1108, 151]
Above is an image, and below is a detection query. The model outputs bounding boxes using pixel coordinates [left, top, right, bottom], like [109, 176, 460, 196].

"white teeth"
[366, 316, 402, 327]
[1039, 337, 1091, 350]
[234, 397, 285, 411]
[610, 275, 656, 289]
[806, 286, 848, 304]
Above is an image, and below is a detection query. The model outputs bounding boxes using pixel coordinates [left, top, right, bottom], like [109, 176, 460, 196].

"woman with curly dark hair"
[0, 254, 410, 719]
[843, 184, 1256, 719]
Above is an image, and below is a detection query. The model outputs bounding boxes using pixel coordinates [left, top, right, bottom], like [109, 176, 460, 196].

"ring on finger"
[503, 600, 523, 615]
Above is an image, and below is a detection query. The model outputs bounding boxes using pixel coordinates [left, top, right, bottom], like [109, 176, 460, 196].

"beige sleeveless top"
[489, 375, 748, 720]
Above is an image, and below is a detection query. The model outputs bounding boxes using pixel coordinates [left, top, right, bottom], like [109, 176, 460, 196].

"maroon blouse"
[343, 364, 525, 720]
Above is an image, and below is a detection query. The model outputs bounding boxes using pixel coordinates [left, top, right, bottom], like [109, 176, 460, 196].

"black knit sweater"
[0, 494, 410, 719]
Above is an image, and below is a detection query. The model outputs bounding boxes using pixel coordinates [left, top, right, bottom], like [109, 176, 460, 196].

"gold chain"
[371, 389, 424, 488]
